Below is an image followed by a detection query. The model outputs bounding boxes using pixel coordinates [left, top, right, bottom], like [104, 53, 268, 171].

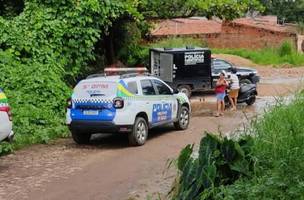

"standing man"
[228, 68, 239, 111]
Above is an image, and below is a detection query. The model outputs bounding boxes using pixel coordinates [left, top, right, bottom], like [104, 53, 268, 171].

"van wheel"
[128, 117, 148, 146]
[178, 85, 192, 98]
[174, 106, 190, 130]
[71, 131, 91, 144]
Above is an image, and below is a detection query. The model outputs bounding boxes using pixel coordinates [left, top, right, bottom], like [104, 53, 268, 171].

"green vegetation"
[0, 0, 141, 155]
[173, 93, 304, 199]
[140, 0, 263, 20]
[259, 0, 304, 23]
[173, 134, 254, 200]
[214, 41, 304, 67]
[214, 94, 304, 199]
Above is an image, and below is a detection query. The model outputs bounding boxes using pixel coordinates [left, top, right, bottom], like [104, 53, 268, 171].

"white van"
[66, 73, 191, 146]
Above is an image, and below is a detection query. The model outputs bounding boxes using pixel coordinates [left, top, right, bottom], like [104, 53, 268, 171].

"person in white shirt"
[228, 68, 240, 111]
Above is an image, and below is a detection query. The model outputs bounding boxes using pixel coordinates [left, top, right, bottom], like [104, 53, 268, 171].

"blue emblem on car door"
[152, 103, 172, 124]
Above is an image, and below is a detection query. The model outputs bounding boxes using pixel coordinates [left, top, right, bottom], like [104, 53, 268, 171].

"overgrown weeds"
[172, 133, 254, 200]
[173, 93, 304, 199]
[214, 41, 304, 67]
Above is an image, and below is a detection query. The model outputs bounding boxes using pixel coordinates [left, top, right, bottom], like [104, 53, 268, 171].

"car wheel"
[240, 78, 252, 86]
[178, 85, 192, 98]
[71, 131, 91, 144]
[128, 117, 148, 146]
[246, 95, 256, 106]
[174, 106, 190, 130]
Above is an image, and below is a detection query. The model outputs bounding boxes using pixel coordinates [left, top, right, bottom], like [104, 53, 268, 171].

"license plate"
[83, 110, 99, 115]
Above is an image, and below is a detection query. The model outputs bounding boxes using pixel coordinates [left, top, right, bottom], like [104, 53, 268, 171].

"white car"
[0, 89, 14, 142]
[66, 73, 191, 146]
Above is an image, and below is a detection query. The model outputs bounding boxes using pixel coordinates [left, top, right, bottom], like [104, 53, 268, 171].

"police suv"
[0, 88, 14, 143]
[66, 70, 191, 146]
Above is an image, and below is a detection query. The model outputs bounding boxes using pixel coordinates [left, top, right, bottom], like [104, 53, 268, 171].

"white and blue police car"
[0, 88, 14, 143]
[66, 70, 191, 146]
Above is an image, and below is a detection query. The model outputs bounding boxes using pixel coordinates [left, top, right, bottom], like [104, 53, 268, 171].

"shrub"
[173, 94, 304, 200]
[0, 1, 141, 155]
[278, 41, 294, 56]
[214, 41, 304, 67]
[173, 133, 254, 200]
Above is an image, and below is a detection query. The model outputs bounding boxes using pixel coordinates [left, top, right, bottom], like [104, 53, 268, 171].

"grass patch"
[214, 41, 304, 67]
[214, 95, 304, 199]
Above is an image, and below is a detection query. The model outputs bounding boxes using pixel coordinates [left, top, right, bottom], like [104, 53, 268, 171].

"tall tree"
[139, 0, 264, 20]
[259, 0, 304, 23]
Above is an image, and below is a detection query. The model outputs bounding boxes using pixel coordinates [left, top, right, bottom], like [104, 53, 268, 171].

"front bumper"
[69, 120, 132, 134]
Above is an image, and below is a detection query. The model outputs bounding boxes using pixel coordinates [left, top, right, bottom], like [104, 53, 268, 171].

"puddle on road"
[260, 76, 304, 85]
[191, 95, 281, 117]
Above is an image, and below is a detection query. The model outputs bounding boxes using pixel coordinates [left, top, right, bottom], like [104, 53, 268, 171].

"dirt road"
[0, 56, 303, 200]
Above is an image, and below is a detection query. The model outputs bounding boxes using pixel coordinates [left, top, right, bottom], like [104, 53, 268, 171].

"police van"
[66, 70, 191, 146]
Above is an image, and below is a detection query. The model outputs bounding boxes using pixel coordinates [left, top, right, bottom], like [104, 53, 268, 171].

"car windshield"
[212, 60, 232, 70]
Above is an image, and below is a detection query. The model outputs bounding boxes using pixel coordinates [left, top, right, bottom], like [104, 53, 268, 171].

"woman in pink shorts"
[215, 72, 228, 117]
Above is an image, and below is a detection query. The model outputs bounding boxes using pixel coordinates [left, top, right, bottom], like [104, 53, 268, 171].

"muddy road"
[0, 57, 303, 200]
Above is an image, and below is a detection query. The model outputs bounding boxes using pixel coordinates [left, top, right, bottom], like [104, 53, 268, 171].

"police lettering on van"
[184, 52, 205, 65]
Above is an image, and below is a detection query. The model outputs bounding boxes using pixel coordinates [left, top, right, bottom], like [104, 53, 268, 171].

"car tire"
[174, 106, 190, 130]
[246, 95, 256, 106]
[178, 85, 192, 98]
[240, 78, 252, 85]
[71, 131, 91, 144]
[128, 117, 148, 146]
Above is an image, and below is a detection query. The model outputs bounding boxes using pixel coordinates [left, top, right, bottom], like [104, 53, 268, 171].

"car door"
[151, 79, 178, 124]
[139, 79, 158, 126]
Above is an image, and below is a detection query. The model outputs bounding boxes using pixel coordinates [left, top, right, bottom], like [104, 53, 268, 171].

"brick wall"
[150, 21, 303, 52]
[210, 21, 298, 50]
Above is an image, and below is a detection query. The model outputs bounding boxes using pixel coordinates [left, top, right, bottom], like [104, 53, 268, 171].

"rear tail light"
[113, 97, 124, 109]
[0, 106, 12, 121]
[67, 98, 72, 109]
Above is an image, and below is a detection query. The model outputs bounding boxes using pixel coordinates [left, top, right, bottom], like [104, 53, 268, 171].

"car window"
[213, 60, 232, 70]
[152, 79, 172, 95]
[127, 81, 138, 95]
[140, 80, 156, 95]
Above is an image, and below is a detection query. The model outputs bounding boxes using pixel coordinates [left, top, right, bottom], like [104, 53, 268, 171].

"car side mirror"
[173, 88, 179, 94]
